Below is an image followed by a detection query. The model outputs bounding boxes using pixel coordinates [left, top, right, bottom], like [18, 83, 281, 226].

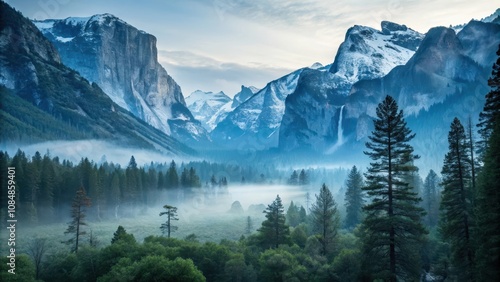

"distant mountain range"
[185, 86, 259, 131]
[2, 0, 499, 168]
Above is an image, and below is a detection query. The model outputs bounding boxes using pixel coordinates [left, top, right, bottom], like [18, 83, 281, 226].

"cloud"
[158, 50, 294, 97]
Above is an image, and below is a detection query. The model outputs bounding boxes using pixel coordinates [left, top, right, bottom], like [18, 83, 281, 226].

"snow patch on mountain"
[185, 90, 232, 131]
[329, 21, 423, 85]
[211, 69, 303, 149]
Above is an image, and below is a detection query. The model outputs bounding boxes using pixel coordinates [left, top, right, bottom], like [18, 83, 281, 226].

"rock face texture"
[0, 2, 193, 155]
[279, 22, 423, 152]
[211, 68, 305, 150]
[185, 90, 232, 131]
[33, 14, 209, 146]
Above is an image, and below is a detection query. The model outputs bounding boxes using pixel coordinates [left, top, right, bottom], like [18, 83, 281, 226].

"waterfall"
[326, 105, 345, 154]
[337, 105, 345, 145]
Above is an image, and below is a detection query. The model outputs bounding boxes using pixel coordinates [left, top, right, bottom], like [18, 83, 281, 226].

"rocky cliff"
[279, 21, 423, 152]
[33, 14, 209, 146]
[0, 2, 194, 156]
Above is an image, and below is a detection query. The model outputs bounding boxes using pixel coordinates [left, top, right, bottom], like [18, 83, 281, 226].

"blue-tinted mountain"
[32, 14, 209, 147]
[0, 2, 194, 156]
[279, 21, 423, 151]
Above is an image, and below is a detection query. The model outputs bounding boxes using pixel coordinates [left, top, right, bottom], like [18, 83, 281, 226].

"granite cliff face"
[211, 68, 304, 149]
[33, 14, 209, 146]
[0, 2, 194, 155]
[279, 21, 423, 152]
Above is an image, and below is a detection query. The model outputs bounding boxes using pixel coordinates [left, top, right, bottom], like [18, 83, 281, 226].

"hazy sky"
[7, 0, 498, 97]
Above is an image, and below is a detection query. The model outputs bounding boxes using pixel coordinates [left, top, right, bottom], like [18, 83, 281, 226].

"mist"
[0, 140, 193, 167]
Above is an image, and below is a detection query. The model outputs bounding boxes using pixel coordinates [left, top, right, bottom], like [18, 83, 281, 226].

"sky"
[7, 0, 499, 98]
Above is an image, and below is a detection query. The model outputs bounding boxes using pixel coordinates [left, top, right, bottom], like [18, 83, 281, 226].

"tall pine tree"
[159, 205, 178, 238]
[311, 183, 340, 257]
[440, 117, 475, 280]
[475, 44, 500, 280]
[361, 95, 426, 281]
[344, 166, 364, 230]
[64, 186, 91, 253]
[478, 44, 500, 155]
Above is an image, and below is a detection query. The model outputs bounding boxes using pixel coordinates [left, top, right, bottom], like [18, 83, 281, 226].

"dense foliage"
[361, 95, 427, 281]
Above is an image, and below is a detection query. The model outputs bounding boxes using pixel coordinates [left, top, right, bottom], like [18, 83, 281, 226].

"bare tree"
[27, 237, 48, 280]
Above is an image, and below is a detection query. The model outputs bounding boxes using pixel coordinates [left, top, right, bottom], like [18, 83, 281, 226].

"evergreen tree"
[299, 169, 308, 185]
[285, 201, 301, 227]
[38, 154, 55, 222]
[159, 205, 178, 238]
[477, 44, 500, 155]
[310, 183, 340, 257]
[475, 121, 500, 280]
[475, 45, 500, 280]
[344, 166, 364, 230]
[165, 160, 179, 189]
[423, 169, 440, 228]
[125, 156, 141, 205]
[188, 167, 201, 188]
[64, 186, 91, 253]
[180, 168, 189, 188]
[440, 118, 475, 280]
[361, 95, 426, 281]
[299, 206, 307, 224]
[288, 170, 298, 185]
[258, 195, 290, 248]
[111, 225, 136, 244]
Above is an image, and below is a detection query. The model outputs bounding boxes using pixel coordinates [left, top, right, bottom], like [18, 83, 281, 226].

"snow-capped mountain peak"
[329, 22, 424, 84]
[185, 90, 232, 131]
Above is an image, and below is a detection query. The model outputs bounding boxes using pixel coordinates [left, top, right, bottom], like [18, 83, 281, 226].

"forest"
[1, 47, 500, 282]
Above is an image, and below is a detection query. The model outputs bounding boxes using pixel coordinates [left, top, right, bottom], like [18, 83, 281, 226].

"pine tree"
[38, 154, 55, 222]
[477, 44, 500, 156]
[310, 183, 340, 257]
[166, 160, 179, 189]
[288, 170, 298, 185]
[298, 169, 308, 185]
[188, 167, 201, 187]
[125, 156, 141, 206]
[111, 225, 136, 244]
[475, 121, 500, 280]
[159, 205, 178, 238]
[344, 166, 364, 230]
[440, 118, 475, 280]
[258, 195, 290, 249]
[180, 168, 189, 188]
[361, 95, 426, 281]
[64, 186, 91, 253]
[285, 201, 300, 227]
[422, 169, 440, 228]
[475, 45, 500, 281]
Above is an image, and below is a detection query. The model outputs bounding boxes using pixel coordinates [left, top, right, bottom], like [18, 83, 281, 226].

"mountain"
[0, 2, 194, 156]
[185, 90, 232, 131]
[211, 68, 304, 149]
[277, 16, 499, 171]
[279, 21, 423, 151]
[231, 85, 260, 108]
[343, 20, 500, 170]
[32, 13, 209, 146]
